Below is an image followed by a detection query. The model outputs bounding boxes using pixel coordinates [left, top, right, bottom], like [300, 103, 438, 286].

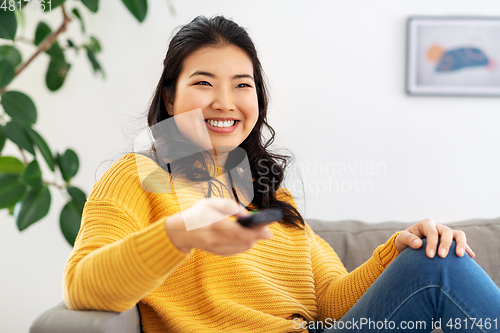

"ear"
[162, 87, 174, 116]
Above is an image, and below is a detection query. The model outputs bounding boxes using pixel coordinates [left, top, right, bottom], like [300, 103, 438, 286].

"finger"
[233, 205, 252, 218]
[257, 225, 273, 239]
[465, 244, 475, 258]
[421, 218, 439, 258]
[209, 198, 248, 217]
[247, 222, 273, 239]
[397, 230, 423, 250]
[435, 224, 453, 257]
[452, 230, 467, 257]
[406, 223, 426, 239]
[232, 220, 272, 240]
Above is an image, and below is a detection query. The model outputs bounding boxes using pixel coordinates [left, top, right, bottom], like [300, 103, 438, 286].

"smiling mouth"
[205, 119, 239, 128]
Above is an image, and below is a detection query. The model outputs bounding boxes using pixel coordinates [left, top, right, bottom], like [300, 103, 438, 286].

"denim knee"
[393, 236, 477, 285]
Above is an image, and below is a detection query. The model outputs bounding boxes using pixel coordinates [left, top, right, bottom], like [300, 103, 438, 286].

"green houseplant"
[0, 0, 174, 246]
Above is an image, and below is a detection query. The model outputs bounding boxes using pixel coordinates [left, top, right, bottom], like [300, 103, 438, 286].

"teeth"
[207, 119, 235, 128]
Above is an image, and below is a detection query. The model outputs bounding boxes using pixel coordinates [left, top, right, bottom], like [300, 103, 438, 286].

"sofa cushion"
[306, 217, 500, 287]
[29, 301, 140, 333]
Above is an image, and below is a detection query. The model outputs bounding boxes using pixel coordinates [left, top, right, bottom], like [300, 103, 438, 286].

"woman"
[63, 15, 500, 333]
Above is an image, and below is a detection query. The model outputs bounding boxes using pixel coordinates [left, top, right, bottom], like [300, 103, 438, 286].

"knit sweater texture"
[63, 153, 401, 333]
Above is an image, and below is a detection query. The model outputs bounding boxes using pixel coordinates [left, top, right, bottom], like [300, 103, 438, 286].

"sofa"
[30, 217, 500, 333]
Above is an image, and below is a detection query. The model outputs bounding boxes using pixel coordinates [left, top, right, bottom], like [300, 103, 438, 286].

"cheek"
[174, 89, 211, 114]
[242, 95, 259, 126]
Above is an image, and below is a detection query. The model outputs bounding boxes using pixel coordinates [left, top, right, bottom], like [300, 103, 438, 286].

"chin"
[211, 142, 240, 150]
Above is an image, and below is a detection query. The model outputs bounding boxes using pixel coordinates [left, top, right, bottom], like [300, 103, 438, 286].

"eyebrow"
[189, 70, 254, 81]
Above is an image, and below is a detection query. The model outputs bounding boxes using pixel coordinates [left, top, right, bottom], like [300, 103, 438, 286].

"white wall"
[1, 0, 499, 331]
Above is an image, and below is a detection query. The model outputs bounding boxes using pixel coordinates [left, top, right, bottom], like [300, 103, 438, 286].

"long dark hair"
[145, 15, 304, 229]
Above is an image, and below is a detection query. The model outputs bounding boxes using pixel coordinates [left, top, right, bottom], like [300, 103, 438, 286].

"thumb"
[404, 231, 423, 249]
[396, 230, 423, 252]
[259, 225, 273, 239]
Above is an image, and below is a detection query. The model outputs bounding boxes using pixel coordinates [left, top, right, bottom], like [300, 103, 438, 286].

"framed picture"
[406, 16, 500, 97]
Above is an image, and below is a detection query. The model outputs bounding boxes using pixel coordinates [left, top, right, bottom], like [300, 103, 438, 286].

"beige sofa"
[30, 217, 500, 333]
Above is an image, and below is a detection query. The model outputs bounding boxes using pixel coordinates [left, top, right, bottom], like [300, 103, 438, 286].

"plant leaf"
[85, 46, 105, 78]
[0, 59, 15, 88]
[46, 58, 71, 91]
[0, 125, 6, 154]
[0, 45, 22, 68]
[3, 121, 35, 155]
[35, 22, 65, 60]
[81, 0, 99, 13]
[1, 90, 37, 126]
[67, 186, 86, 207]
[52, 0, 67, 9]
[67, 39, 80, 55]
[0, 156, 25, 174]
[121, 0, 147, 23]
[26, 127, 55, 171]
[34, 22, 51, 46]
[58, 149, 79, 182]
[0, 173, 26, 209]
[20, 159, 43, 190]
[0, 9, 17, 40]
[89, 36, 101, 53]
[46, 41, 65, 60]
[60, 201, 82, 246]
[71, 8, 85, 33]
[15, 185, 51, 231]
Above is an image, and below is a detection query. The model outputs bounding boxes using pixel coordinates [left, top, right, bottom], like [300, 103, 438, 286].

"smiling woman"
[62, 14, 500, 333]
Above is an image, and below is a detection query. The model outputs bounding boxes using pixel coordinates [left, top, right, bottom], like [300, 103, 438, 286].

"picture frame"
[406, 16, 500, 97]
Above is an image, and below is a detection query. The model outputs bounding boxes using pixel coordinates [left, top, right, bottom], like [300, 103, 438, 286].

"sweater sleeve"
[308, 226, 400, 321]
[63, 154, 195, 312]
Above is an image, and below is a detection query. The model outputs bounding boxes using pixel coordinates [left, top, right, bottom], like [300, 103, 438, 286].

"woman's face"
[164, 45, 259, 151]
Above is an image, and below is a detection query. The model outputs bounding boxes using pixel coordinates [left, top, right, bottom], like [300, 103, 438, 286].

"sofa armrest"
[29, 301, 141, 333]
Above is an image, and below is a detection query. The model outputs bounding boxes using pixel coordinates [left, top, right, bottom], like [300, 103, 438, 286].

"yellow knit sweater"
[63, 153, 400, 333]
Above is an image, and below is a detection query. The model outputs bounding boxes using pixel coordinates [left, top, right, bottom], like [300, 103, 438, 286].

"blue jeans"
[308, 238, 500, 333]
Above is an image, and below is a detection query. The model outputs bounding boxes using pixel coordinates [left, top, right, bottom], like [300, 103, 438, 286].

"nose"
[211, 86, 235, 112]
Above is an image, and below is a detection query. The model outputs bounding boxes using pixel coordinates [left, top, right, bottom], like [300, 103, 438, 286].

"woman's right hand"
[165, 198, 273, 256]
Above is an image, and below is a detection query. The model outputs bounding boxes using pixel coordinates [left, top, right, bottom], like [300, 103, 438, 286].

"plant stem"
[44, 181, 71, 201]
[14, 5, 72, 77]
[17, 146, 28, 165]
[14, 36, 34, 44]
[44, 180, 66, 190]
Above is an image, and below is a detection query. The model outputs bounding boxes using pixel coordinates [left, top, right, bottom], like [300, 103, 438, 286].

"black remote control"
[237, 208, 283, 228]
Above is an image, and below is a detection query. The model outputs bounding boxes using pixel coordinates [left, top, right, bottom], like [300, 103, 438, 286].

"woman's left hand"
[394, 218, 475, 258]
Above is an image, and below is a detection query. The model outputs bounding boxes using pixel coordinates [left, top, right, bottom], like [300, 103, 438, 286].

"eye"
[194, 81, 212, 86]
[237, 83, 252, 88]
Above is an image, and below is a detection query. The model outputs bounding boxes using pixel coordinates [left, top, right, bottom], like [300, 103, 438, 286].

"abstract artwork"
[406, 17, 500, 96]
